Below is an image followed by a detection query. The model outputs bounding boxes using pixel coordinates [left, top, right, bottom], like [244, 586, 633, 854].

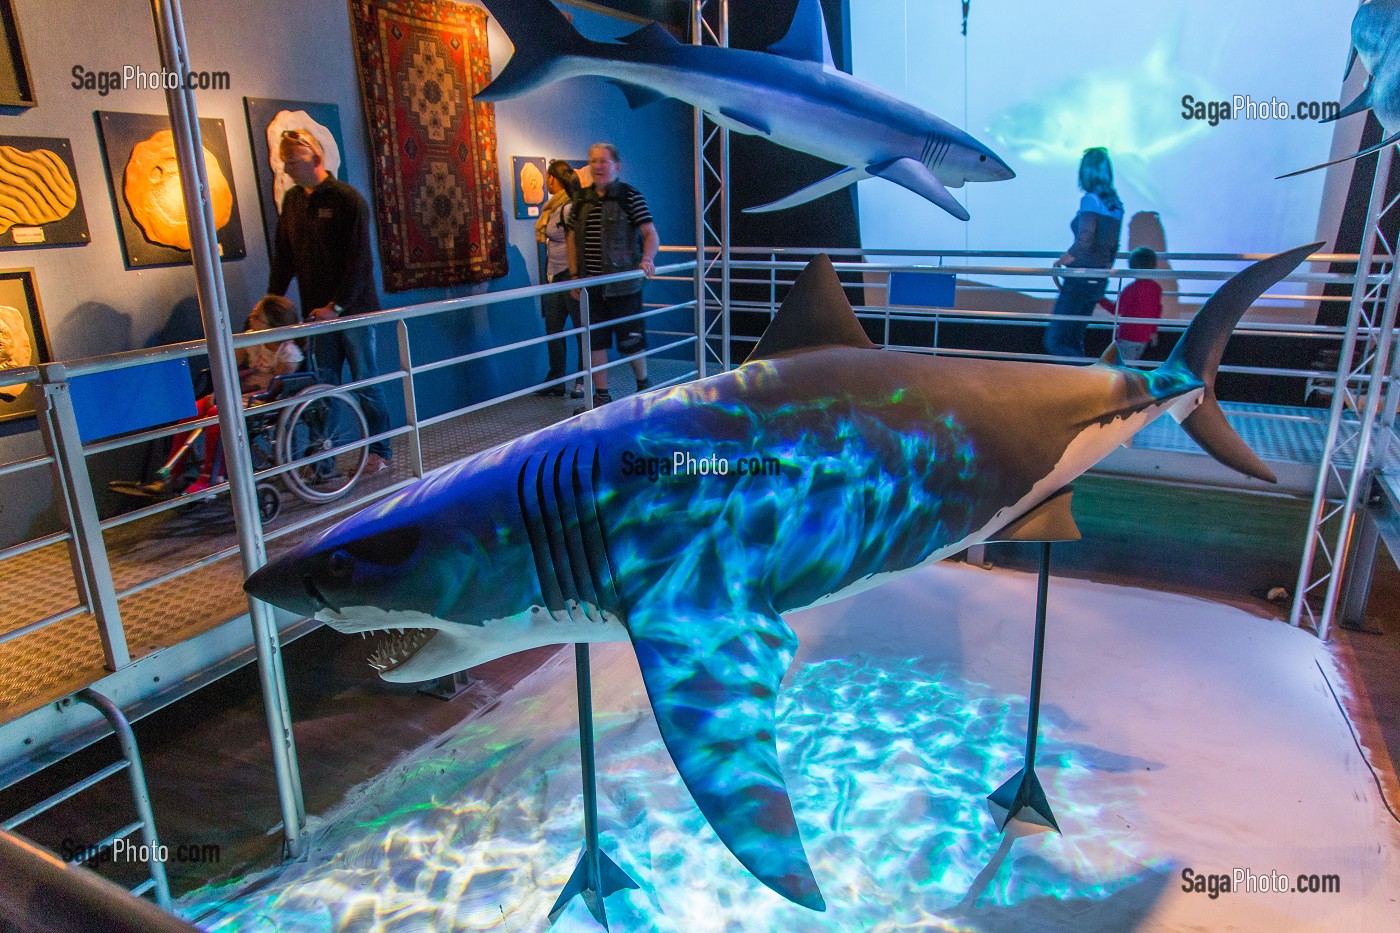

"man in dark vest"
[566, 142, 660, 409]
[268, 129, 392, 475]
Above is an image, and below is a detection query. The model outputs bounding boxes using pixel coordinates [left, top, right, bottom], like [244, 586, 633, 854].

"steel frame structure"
[691, 0, 731, 376]
[1290, 146, 1400, 639]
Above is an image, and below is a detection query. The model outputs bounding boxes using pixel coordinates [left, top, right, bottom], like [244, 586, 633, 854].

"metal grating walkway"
[0, 365, 685, 724]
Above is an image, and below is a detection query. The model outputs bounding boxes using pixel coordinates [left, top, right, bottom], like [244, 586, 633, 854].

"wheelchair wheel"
[256, 482, 282, 522]
[275, 385, 369, 504]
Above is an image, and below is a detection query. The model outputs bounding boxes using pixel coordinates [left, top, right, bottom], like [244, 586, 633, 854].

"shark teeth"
[367, 628, 435, 674]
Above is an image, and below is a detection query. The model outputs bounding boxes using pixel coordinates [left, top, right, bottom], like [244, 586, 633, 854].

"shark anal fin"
[746, 254, 876, 361]
[985, 488, 1080, 544]
[868, 157, 970, 221]
[626, 593, 825, 911]
[606, 79, 668, 109]
[716, 105, 772, 136]
[766, 0, 835, 69]
[744, 166, 869, 214]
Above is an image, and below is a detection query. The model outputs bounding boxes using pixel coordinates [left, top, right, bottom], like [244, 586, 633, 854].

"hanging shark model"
[1281, 0, 1400, 178]
[472, 0, 1014, 219]
[245, 244, 1316, 912]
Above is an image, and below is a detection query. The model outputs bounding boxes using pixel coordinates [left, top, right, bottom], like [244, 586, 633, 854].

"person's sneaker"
[184, 475, 212, 495]
[534, 382, 565, 397]
[570, 380, 585, 399]
[363, 453, 392, 477]
[573, 390, 612, 415]
[635, 377, 653, 392]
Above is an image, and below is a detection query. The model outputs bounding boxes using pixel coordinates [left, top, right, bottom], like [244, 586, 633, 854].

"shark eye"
[340, 526, 421, 567]
[978, 154, 987, 161]
[327, 550, 355, 583]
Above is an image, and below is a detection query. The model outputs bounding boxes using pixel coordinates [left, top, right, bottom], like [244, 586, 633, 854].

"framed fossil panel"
[0, 136, 90, 249]
[96, 111, 246, 268]
[0, 268, 49, 422]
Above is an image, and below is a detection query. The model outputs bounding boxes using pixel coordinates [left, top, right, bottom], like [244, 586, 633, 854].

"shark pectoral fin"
[1324, 79, 1373, 123]
[1344, 44, 1359, 81]
[626, 599, 824, 911]
[606, 79, 668, 109]
[716, 106, 773, 136]
[985, 488, 1081, 544]
[766, 0, 835, 68]
[743, 166, 869, 214]
[1277, 130, 1400, 179]
[868, 157, 970, 221]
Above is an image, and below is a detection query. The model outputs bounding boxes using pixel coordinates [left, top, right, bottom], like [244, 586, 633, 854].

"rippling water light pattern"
[180, 655, 1159, 932]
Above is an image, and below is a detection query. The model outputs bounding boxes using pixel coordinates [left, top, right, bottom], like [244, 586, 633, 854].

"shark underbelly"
[557, 56, 923, 168]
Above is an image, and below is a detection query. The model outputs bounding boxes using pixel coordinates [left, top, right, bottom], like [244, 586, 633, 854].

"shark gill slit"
[570, 446, 620, 611]
[588, 447, 623, 602]
[536, 449, 584, 622]
[516, 455, 566, 615]
[552, 447, 602, 621]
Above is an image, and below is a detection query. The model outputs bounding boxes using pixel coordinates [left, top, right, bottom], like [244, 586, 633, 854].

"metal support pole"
[580, 287, 595, 409]
[76, 689, 171, 910]
[987, 542, 1059, 833]
[148, 0, 304, 855]
[548, 645, 638, 928]
[35, 365, 129, 671]
[717, 0, 731, 372]
[395, 320, 424, 479]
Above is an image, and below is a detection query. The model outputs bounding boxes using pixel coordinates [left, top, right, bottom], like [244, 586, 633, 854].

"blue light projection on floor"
[180, 656, 1163, 931]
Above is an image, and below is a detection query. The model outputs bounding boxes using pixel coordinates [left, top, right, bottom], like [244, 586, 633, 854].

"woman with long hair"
[534, 159, 585, 397]
[1043, 147, 1123, 358]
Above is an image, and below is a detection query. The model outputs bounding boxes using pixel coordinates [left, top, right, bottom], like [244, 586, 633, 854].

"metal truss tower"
[1291, 147, 1400, 639]
[691, 0, 731, 376]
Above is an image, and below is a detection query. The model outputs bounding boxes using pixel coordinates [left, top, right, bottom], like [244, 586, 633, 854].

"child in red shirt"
[1102, 247, 1163, 361]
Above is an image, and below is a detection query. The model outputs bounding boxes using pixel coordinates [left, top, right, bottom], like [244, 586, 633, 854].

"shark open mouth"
[367, 628, 437, 674]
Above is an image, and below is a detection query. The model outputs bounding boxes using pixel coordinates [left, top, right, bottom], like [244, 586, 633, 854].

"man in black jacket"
[269, 129, 391, 474]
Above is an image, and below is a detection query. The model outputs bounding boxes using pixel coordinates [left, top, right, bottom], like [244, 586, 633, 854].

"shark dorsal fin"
[623, 22, 680, 48]
[747, 255, 877, 362]
[1098, 342, 1122, 366]
[766, 0, 835, 69]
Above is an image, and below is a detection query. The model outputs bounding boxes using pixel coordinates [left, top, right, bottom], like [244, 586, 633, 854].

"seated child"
[1099, 247, 1163, 362]
[183, 295, 303, 494]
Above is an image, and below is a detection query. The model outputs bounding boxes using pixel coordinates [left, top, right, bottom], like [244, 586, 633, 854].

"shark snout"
[245, 549, 336, 618]
[977, 145, 1015, 182]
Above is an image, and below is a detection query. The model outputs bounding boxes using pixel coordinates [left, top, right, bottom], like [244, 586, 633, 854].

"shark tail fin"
[1154, 242, 1321, 484]
[475, 0, 587, 102]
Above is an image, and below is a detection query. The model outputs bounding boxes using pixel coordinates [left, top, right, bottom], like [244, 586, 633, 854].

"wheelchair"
[112, 372, 370, 522]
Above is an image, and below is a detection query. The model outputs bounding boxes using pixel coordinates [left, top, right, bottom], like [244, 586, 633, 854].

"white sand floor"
[179, 562, 1400, 932]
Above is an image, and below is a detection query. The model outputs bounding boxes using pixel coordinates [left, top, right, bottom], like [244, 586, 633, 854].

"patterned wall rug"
[350, 0, 509, 290]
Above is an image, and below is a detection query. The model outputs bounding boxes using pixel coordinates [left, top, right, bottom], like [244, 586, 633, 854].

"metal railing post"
[580, 287, 595, 408]
[395, 320, 424, 479]
[148, 0, 305, 855]
[35, 364, 129, 671]
[76, 689, 171, 910]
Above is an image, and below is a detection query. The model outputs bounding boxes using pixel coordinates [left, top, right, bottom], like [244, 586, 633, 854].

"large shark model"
[246, 244, 1314, 911]
[1282, 0, 1400, 178]
[472, 0, 1013, 219]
